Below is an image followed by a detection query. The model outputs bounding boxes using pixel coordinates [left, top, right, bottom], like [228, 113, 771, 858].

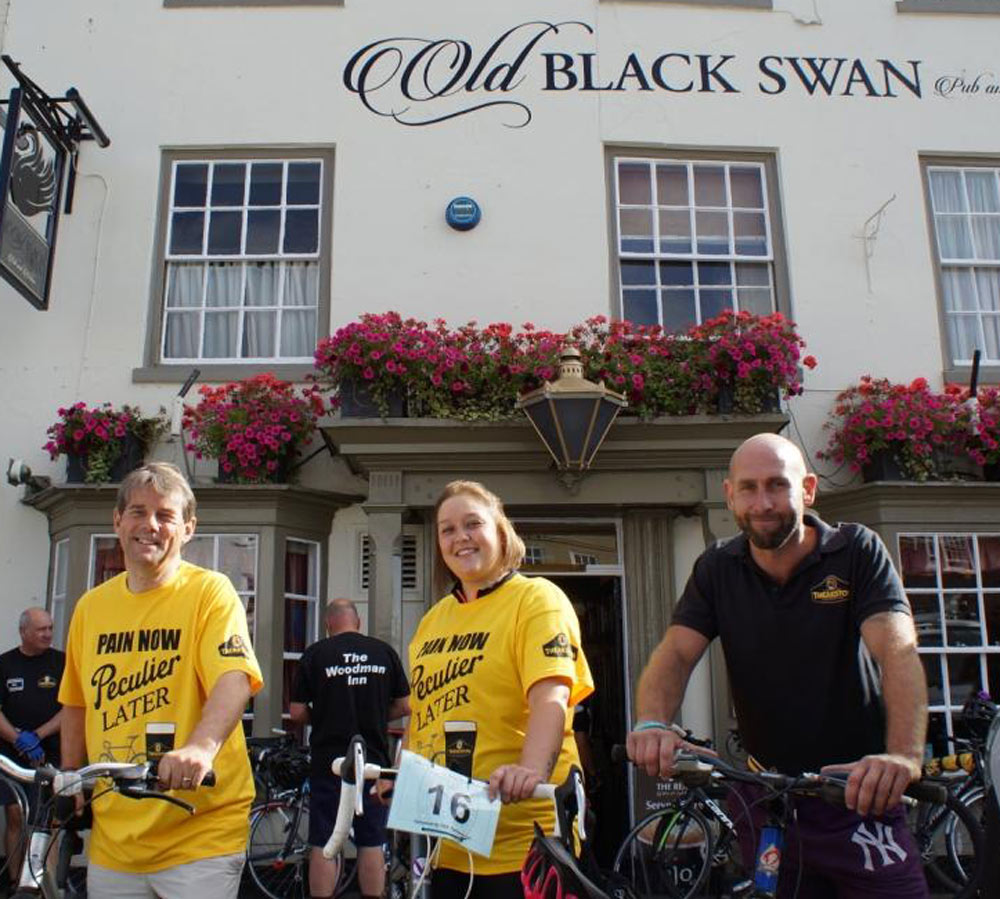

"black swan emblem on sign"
[9, 126, 56, 217]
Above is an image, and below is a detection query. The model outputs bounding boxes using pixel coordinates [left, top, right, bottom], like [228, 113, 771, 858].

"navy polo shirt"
[672, 513, 912, 775]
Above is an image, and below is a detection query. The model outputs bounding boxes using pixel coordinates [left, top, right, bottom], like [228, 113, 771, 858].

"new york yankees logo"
[851, 821, 908, 871]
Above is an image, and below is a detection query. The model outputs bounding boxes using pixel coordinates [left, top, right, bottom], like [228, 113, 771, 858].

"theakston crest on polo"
[218, 634, 248, 658]
[810, 575, 851, 604]
[542, 633, 577, 659]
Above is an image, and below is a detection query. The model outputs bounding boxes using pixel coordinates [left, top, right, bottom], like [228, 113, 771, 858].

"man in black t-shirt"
[290, 598, 409, 899]
[0, 607, 64, 883]
[627, 434, 929, 898]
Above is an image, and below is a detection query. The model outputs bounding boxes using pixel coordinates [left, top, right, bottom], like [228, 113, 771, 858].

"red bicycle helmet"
[521, 824, 632, 899]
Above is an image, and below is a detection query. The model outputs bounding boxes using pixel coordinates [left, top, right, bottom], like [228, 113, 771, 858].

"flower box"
[339, 380, 406, 418]
[66, 433, 144, 484]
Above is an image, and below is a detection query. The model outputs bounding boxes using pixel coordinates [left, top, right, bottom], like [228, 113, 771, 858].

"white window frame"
[925, 163, 1000, 367]
[161, 157, 322, 364]
[899, 531, 1000, 747]
[613, 156, 778, 330]
[283, 538, 321, 723]
[49, 538, 70, 650]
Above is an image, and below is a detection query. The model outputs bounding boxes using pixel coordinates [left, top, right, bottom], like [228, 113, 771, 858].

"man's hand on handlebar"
[157, 744, 215, 791]
[820, 753, 921, 817]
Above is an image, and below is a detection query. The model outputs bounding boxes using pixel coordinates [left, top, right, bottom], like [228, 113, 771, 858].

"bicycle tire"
[611, 804, 715, 899]
[247, 798, 311, 899]
[914, 787, 986, 899]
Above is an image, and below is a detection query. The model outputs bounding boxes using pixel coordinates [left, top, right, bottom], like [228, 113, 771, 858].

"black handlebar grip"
[904, 779, 948, 804]
[611, 744, 629, 764]
[200, 770, 216, 788]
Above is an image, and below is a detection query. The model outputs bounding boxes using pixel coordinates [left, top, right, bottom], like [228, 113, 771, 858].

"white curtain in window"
[930, 170, 966, 212]
[163, 263, 204, 358]
[281, 262, 319, 357]
[977, 270, 1000, 359]
[204, 264, 243, 357]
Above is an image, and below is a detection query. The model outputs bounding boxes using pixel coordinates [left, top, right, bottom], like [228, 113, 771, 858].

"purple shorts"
[727, 786, 929, 899]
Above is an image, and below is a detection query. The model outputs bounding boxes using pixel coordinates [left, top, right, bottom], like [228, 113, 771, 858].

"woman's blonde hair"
[433, 480, 525, 586]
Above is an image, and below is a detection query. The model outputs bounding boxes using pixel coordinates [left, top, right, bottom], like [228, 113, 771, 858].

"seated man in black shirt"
[0, 608, 64, 884]
[290, 598, 410, 899]
[627, 433, 929, 898]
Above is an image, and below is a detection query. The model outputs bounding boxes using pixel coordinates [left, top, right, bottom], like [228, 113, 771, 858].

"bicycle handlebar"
[611, 742, 948, 805]
[323, 735, 587, 861]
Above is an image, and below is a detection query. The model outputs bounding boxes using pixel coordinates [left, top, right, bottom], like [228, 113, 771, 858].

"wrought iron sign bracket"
[0, 55, 110, 213]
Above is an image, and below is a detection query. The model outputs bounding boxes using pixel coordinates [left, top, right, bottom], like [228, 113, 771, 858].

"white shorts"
[87, 852, 244, 899]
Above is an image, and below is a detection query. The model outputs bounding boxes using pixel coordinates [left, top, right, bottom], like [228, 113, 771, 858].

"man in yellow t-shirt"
[59, 463, 263, 899]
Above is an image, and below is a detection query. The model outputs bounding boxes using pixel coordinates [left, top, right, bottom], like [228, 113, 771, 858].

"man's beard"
[735, 510, 798, 550]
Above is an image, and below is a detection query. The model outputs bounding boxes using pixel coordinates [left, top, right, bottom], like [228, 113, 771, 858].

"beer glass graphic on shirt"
[444, 720, 477, 779]
[145, 722, 176, 764]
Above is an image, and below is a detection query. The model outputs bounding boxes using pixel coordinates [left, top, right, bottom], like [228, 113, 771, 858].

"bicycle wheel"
[247, 798, 311, 899]
[612, 804, 715, 899]
[913, 787, 986, 899]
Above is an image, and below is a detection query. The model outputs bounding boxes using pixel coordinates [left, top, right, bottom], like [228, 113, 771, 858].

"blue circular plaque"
[445, 196, 481, 231]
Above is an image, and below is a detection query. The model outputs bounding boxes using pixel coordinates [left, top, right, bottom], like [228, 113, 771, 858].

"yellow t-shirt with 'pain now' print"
[59, 562, 263, 872]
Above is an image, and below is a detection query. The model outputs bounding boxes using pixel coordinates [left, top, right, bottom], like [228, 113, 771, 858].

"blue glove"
[14, 730, 44, 764]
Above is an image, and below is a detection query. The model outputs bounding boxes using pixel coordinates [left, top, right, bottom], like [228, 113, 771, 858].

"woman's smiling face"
[437, 492, 504, 590]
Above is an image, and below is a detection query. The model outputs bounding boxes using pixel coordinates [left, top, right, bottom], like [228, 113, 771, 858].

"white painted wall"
[0, 0, 997, 647]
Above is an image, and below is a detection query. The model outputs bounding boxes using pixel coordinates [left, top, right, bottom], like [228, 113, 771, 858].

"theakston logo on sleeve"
[542, 633, 578, 659]
[218, 634, 248, 658]
[810, 575, 851, 604]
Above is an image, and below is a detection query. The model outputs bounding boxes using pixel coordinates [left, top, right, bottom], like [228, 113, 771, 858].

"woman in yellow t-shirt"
[407, 480, 594, 898]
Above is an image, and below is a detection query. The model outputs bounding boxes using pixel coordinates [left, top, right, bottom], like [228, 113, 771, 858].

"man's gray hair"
[116, 462, 196, 521]
[19, 607, 49, 633]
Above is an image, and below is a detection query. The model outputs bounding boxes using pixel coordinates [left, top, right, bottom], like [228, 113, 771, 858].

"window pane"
[947, 654, 981, 705]
[618, 162, 651, 205]
[285, 542, 315, 595]
[163, 311, 200, 358]
[693, 165, 726, 207]
[220, 536, 257, 591]
[283, 210, 318, 254]
[660, 261, 694, 286]
[941, 268, 977, 311]
[986, 594, 1000, 647]
[183, 535, 215, 569]
[734, 212, 768, 256]
[285, 599, 312, 653]
[977, 269, 1000, 310]
[211, 163, 246, 207]
[972, 217, 1000, 260]
[283, 261, 319, 306]
[208, 211, 242, 255]
[966, 171, 999, 213]
[696, 211, 729, 255]
[736, 262, 770, 287]
[983, 315, 1000, 360]
[930, 170, 967, 212]
[246, 262, 280, 307]
[206, 263, 242, 308]
[655, 164, 688, 206]
[287, 162, 321, 205]
[170, 211, 204, 255]
[936, 214, 974, 259]
[662, 289, 696, 332]
[900, 535, 938, 587]
[943, 592, 982, 646]
[658, 210, 692, 254]
[620, 208, 654, 253]
[280, 310, 317, 357]
[940, 536, 976, 588]
[203, 311, 238, 358]
[249, 163, 283, 206]
[948, 314, 981, 362]
[174, 164, 208, 207]
[166, 263, 204, 308]
[247, 210, 281, 255]
[622, 289, 658, 325]
[698, 262, 732, 286]
[243, 311, 277, 357]
[621, 260, 656, 286]
[730, 166, 764, 209]
[701, 288, 734, 320]
[980, 536, 1000, 587]
[737, 287, 772, 317]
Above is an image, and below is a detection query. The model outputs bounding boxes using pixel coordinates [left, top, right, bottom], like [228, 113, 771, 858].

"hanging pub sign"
[0, 87, 66, 310]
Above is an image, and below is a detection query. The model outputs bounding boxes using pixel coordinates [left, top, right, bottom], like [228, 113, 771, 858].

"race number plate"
[387, 750, 501, 857]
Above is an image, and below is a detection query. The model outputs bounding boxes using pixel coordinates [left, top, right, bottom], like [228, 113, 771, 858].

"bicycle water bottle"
[753, 825, 783, 897]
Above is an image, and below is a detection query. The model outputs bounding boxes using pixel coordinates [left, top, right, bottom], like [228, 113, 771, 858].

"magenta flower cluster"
[183, 373, 323, 483]
[43, 402, 136, 459]
[313, 310, 814, 420]
[817, 376, 988, 481]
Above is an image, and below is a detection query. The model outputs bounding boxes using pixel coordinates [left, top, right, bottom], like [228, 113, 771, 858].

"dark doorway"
[551, 574, 630, 866]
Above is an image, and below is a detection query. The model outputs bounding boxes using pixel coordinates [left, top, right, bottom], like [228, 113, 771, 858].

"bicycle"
[0, 752, 214, 899]
[325, 734, 627, 899]
[613, 742, 978, 899]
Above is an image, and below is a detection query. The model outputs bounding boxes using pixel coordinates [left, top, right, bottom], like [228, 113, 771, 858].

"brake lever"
[119, 784, 195, 814]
